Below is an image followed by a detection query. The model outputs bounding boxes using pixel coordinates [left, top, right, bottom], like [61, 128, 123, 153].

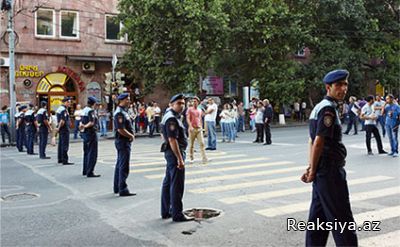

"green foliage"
[119, 0, 399, 102]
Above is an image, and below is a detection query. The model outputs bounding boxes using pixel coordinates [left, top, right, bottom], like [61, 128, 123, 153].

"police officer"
[301, 69, 358, 246]
[16, 105, 27, 152]
[80, 96, 101, 177]
[56, 97, 74, 165]
[36, 101, 52, 159]
[113, 93, 136, 196]
[160, 94, 194, 222]
[24, 103, 38, 155]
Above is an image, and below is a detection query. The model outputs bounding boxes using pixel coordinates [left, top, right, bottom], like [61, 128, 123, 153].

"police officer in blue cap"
[80, 96, 101, 177]
[24, 103, 38, 155]
[16, 105, 27, 152]
[36, 101, 52, 159]
[56, 97, 74, 165]
[113, 93, 136, 196]
[301, 69, 357, 246]
[160, 94, 194, 222]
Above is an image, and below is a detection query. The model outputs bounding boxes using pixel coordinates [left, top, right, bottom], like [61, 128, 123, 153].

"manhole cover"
[183, 208, 222, 220]
[1, 192, 39, 202]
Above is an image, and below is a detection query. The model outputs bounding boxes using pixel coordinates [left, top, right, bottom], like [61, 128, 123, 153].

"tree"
[118, 0, 229, 94]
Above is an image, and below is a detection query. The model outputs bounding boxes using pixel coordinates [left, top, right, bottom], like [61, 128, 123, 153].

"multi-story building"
[0, 0, 129, 113]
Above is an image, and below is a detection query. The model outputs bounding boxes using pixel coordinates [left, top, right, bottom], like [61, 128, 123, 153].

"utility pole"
[6, 0, 17, 143]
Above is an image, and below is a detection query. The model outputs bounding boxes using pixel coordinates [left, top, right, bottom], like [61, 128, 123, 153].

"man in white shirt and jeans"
[361, 95, 387, 155]
[373, 95, 386, 137]
[205, 98, 218, 150]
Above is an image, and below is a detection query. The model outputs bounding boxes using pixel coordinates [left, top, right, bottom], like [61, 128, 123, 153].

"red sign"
[57, 66, 85, 92]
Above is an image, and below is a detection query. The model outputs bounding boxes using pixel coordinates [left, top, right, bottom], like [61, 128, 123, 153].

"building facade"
[0, 0, 129, 113]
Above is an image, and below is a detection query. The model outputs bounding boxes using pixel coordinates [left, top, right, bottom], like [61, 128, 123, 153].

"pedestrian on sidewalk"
[263, 99, 273, 145]
[146, 102, 155, 137]
[383, 94, 400, 157]
[373, 95, 386, 137]
[0, 105, 11, 144]
[343, 96, 359, 135]
[186, 96, 208, 163]
[154, 102, 162, 133]
[219, 103, 231, 143]
[360, 95, 387, 155]
[301, 69, 358, 246]
[249, 104, 256, 132]
[237, 102, 245, 132]
[98, 104, 109, 137]
[73, 104, 82, 139]
[253, 101, 264, 143]
[160, 94, 194, 222]
[80, 96, 101, 177]
[205, 98, 218, 151]
[49, 111, 58, 146]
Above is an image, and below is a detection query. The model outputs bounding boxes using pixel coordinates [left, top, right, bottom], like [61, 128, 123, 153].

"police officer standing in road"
[160, 94, 194, 222]
[25, 103, 38, 155]
[16, 105, 27, 152]
[36, 101, 52, 159]
[113, 93, 136, 196]
[56, 97, 74, 165]
[80, 96, 101, 178]
[301, 69, 357, 246]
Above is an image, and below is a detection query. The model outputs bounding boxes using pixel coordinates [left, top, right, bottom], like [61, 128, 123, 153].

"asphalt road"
[1, 126, 399, 247]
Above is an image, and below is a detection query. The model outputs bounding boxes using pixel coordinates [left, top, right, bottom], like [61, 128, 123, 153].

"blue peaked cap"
[323, 69, 349, 84]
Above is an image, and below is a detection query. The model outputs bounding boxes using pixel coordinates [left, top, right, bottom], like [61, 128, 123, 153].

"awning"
[67, 56, 116, 62]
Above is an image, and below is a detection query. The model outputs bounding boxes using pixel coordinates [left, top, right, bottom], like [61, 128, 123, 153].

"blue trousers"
[206, 121, 216, 149]
[237, 115, 245, 132]
[386, 124, 399, 154]
[114, 139, 131, 193]
[38, 128, 48, 158]
[26, 126, 35, 154]
[306, 160, 357, 246]
[74, 120, 81, 139]
[161, 150, 185, 220]
[82, 131, 98, 176]
[377, 116, 386, 137]
[58, 131, 70, 163]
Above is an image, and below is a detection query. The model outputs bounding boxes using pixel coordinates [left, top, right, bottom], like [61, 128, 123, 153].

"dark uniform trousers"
[82, 131, 98, 175]
[26, 125, 35, 154]
[306, 159, 358, 247]
[38, 127, 48, 158]
[16, 127, 25, 151]
[114, 139, 131, 193]
[161, 149, 186, 220]
[58, 130, 70, 163]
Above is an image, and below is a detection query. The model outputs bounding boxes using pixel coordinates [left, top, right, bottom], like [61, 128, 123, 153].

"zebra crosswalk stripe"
[255, 186, 400, 217]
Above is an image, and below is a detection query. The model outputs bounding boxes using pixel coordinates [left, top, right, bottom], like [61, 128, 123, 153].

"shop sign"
[57, 66, 85, 92]
[15, 65, 45, 78]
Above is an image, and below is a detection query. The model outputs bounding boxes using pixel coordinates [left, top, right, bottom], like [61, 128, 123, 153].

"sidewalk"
[0, 122, 307, 147]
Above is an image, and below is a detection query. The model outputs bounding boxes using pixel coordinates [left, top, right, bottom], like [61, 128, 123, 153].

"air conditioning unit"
[0, 57, 10, 67]
[82, 62, 95, 72]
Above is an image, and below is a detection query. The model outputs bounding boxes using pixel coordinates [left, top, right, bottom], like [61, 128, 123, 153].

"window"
[60, 11, 79, 38]
[35, 9, 55, 37]
[105, 15, 126, 41]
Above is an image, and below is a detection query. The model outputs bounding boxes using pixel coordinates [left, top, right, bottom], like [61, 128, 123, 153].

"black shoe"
[205, 147, 212, 150]
[119, 191, 136, 197]
[162, 214, 172, 219]
[58, 161, 62, 164]
[343, 132, 349, 135]
[209, 148, 216, 151]
[62, 162, 74, 165]
[253, 140, 260, 143]
[379, 150, 388, 154]
[87, 173, 101, 178]
[40, 157, 51, 159]
[173, 216, 195, 222]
